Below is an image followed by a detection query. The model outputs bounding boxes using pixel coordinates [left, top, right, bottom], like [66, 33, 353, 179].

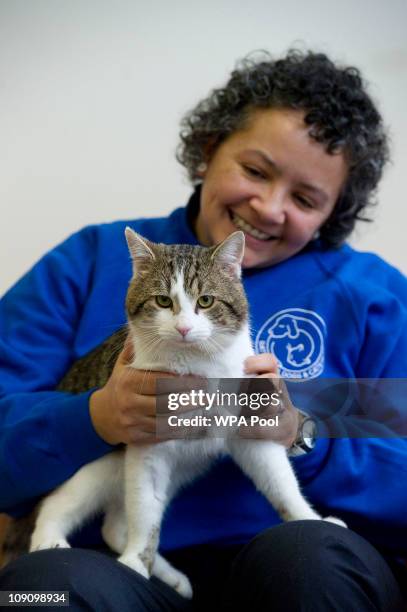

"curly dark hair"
[177, 49, 390, 246]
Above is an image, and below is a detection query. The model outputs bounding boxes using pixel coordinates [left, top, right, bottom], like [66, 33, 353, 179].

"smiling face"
[195, 108, 348, 268]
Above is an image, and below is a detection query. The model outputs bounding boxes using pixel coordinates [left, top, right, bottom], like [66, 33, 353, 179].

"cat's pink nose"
[176, 325, 191, 338]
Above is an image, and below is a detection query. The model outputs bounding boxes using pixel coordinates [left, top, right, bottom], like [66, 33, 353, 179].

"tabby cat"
[2, 229, 344, 598]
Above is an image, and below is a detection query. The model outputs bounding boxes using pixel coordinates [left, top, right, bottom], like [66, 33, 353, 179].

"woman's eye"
[243, 165, 266, 179]
[155, 295, 172, 308]
[295, 194, 315, 209]
[197, 295, 215, 309]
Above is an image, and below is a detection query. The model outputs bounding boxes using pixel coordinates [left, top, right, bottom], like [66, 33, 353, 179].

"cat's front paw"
[30, 533, 71, 552]
[323, 516, 347, 528]
[118, 553, 149, 579]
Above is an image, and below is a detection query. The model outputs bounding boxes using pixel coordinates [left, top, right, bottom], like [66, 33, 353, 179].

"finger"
[156, 377, 209, 415]
[120, 368, 177, 396]
[117, 335, 135, 365]
[244, 373, 281, 398]
[126, 428, 166, 445]
[123, 391, 207, 419]
[129, 414, 157, 433]
[158, 400, 209, 416]
[156, 375, 210, 415]
[124, 393, 157, 417]
[118, 338, 135, 365]
[255, 373, 288, 395]
[257, 372, 279, 378]
[155, 374, 208, 396]
[244, 354, 279, 375]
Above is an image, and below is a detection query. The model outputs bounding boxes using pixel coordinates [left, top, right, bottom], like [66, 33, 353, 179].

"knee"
[0, 548, 189, 611]
[238, 520, 355, 581]
[229, 521, 349, 592]
[0, 548, 149, 611]
[0, 548, 109, 592]
[224, 521, 403, 611]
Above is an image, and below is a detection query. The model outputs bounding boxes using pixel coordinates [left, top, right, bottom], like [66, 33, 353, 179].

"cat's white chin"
[172, 337, 200, 345]
[166, 334, 209, 346]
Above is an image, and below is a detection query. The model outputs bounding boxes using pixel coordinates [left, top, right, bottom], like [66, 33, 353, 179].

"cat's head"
[124, 228, 248, 353]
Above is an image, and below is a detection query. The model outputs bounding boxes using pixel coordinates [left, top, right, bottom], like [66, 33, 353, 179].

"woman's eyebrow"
[245, 148, 277, 168]
[246, 149, 328, 204]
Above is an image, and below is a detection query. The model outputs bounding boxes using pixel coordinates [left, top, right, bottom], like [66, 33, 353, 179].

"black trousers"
[0, 521, 404, 611]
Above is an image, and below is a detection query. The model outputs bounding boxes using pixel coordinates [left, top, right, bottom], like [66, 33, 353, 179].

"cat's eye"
[197, 295, 214, 309]
[155, 295, 172, 308]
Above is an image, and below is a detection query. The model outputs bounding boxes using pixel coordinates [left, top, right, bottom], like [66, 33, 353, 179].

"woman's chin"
[243, 252, 273, 269]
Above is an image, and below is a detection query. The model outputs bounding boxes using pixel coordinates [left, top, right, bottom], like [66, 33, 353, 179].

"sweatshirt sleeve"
[0, 227, 114, 513]
[295, 284, 407, 555]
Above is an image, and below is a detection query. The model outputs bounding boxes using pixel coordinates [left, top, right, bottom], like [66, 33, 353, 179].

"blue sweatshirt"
[1, 196, 406, 556]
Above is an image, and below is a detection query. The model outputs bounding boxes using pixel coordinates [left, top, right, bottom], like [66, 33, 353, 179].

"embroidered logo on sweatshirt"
[255, 308, 326, 379]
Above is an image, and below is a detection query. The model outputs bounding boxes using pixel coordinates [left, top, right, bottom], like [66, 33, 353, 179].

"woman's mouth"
[230, 211, 276, 241]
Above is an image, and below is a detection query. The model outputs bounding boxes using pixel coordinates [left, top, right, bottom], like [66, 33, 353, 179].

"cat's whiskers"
[205, 338, 223, 361]
[202, 333, 226, 351]
[137, 340, 164, 397]
[125, 331, 165, 395]
[138, 334, 163, 349]
[100, 325, 129, 362]
[137, 335, 163, 356]
[197, 339, 219, 361]
[137, 340, 173, 404]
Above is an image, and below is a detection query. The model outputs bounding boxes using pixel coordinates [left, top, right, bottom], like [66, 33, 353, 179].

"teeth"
[231, 212, 272, 241]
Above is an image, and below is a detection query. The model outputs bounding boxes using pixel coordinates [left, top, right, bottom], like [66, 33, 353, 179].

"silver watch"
[289, 409, 317, 456]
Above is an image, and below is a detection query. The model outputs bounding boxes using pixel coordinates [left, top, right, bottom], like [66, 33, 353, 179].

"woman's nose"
[249, 185, 286, 224]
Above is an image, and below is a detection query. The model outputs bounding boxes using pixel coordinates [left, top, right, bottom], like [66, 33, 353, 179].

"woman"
[0, 50, 405, 610]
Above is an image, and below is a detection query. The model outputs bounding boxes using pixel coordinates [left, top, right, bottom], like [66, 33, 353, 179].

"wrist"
[288, 408, 317, 456]
[89, 388, 119, 445]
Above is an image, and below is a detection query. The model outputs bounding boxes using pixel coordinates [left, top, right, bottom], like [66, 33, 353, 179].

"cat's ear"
[211, 231, 245, 278]
[125, 227, 156, 275]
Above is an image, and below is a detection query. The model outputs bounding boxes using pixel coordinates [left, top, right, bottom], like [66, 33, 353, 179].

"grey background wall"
[1, 0, 406, 295]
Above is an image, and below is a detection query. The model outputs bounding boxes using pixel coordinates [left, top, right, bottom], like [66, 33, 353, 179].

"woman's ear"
[196, 162, 208, 177]
[197, 138, 218, 177]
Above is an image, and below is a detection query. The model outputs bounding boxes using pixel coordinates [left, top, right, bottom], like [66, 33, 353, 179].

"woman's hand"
[89, 342, 180, 445]
[243, 353, 299, 448]
[90, 348, 299, 448]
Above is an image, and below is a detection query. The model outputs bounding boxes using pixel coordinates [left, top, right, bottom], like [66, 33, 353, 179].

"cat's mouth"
[168, 333, 200, 346]
[229, 211, 278, 241]
[173, 337, 196, 344]
[171, 334, 212, 348]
